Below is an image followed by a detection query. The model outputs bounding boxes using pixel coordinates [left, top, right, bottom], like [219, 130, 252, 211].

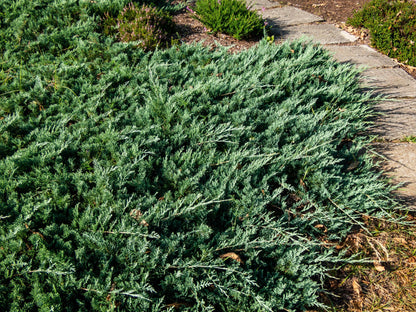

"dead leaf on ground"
[129, 209, 142, 220]
[238, 213, 249, 221]
[393, 237, 407, 245]
[314, 224, 327, 233]
[350, 278, 364, 310]
[407, 256, 416, 264]
[299, 178, 307, 191]
[139, 220, 149, 226]
[129, 209, 149, 226]
[352, 278, 361, 296]
[219, 252, 243, 263]
[374, 261, 386, 272]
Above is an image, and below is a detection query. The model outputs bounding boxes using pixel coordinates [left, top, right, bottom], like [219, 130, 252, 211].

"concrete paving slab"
[274, 24, 357, 44]
[361, 68, 416, 98]
[262, 6, 323, 27]
[247, 0, 279, 10]
[324, 45, 399, 69]
[372, 143, 416, 210]
[369, 99, 416, 140]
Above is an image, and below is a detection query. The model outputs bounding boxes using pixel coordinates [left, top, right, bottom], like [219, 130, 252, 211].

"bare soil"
[275, 0, 370, 23]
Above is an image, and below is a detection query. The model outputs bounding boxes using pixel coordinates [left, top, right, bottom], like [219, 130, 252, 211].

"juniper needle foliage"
[0, 1, 400, 311]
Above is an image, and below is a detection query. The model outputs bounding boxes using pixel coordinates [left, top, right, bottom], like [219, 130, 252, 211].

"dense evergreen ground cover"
[0, 0, 402, 311]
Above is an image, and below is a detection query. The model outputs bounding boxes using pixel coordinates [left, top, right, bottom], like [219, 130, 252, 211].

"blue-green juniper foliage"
[0, 0, 400, 311]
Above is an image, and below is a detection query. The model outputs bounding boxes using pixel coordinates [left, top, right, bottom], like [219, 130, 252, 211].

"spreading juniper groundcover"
[0, 0, 403, 311]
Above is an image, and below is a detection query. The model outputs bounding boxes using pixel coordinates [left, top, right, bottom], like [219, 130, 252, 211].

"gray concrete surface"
[370, 99, 416, 140]
[361, 68, 416, 98]
[274, 24, 357, 44]
[249, 0, 280, 10]
[372, 143, 416, 209]
[262, 6, 323, 26]
[324, 45, 399, 69]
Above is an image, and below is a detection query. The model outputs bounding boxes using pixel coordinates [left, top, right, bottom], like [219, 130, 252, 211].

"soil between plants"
[275, 0, 370, 23]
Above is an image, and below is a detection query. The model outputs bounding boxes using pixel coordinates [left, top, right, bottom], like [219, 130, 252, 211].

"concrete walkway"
[251, 0, 416, 209]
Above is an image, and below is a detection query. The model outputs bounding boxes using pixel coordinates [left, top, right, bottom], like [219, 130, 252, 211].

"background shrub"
[191, 0, 266, 40]
[348, 0, 416, 66]
[104, 2, 176, 51]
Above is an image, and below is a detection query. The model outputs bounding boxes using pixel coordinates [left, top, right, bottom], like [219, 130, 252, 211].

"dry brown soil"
[277, 0, 370, 23]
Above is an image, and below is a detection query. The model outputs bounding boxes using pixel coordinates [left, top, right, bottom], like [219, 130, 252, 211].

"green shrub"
[0, 36, 401, 310]
[104, 2, 176, 51]
[190, 0, 266, 40]
[348, 0, 416, 66]
[0, 0, 404, 310]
